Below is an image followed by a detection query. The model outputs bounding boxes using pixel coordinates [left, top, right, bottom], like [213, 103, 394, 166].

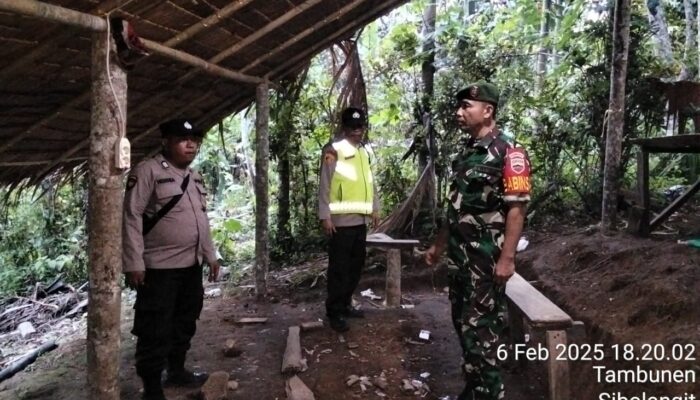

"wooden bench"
[506, 273, 573, 400]
[365, 233, 420, 308]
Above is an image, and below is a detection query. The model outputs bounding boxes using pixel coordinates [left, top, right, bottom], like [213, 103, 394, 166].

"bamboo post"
[254, 82, 270, 299]
[0, 0, 107, 31]
[86, 28, 126, 400]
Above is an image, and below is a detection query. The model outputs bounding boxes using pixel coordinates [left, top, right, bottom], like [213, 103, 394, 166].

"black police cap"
[341, 107, 367, 129]
[159, 118, 204, 138]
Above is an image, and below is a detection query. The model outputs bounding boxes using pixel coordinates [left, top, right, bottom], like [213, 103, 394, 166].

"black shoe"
[142, 392, 167, 400]
[344, 307, 365, 318]
[329, 316, 349, 332]
[164, 369, 209, 387]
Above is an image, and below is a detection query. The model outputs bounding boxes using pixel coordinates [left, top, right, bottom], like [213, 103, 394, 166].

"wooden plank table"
[366, 233, 420, 308]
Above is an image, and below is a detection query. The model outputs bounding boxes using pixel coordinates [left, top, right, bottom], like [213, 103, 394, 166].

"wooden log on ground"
[0, 340, 57, 382]
[285, 375, 315, 400]
[281, 326, 304, 375]
[300, 321, 323, 332]
[236, 317, 268, 324]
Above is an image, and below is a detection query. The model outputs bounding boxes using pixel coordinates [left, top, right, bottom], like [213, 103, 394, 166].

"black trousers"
[326, 224, 367, 318]
[132, 264, 204, 379]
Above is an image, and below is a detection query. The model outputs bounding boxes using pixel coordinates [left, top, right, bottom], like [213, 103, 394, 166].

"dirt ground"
[1, 204, 698, 400]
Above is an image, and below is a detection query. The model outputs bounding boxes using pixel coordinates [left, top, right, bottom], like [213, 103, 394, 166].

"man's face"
[164, 135, 201, 167]
[455, 99, 492, 132]
[344, 126, 365, 144]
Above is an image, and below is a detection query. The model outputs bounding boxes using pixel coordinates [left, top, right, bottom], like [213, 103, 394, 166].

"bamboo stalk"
[0, 0, 107, 31]
[141, 39, 264, 84]
[164, 0, 256, 48]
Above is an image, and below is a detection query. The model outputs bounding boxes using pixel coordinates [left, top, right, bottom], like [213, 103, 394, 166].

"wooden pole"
[637, 149, 650, 236]
[601, 0, 631, 232]
[254, 82, 270, 299]
[384, 249, 402, 308]
[141, 39, 264, 84]
[86, 28, 126, 400]
[0, 0, 107, 31]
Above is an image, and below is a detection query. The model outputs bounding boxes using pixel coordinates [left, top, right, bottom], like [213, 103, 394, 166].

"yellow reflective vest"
[329, 139, 374, 215]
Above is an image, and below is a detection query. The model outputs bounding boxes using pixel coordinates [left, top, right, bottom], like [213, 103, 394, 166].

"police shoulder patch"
[126, 175, 137, 190]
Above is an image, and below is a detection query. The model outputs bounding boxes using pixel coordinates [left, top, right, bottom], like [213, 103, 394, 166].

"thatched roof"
[0, 0, 407, 186]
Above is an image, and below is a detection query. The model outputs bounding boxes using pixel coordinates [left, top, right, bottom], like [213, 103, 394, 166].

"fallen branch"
[0, 340, 58, 382]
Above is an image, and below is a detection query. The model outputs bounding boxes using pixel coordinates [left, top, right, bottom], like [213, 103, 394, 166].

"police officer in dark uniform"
[123, 118, 220, 400]
[425, 82, 531, 400]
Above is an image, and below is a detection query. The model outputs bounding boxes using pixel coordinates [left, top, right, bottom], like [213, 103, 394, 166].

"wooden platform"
[631, 134, 700, 235]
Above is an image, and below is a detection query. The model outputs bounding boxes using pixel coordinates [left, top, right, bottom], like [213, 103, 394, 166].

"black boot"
[329, 316, 349, 332]
[141, 374, 167, 400]
[165, 368, 209, 387]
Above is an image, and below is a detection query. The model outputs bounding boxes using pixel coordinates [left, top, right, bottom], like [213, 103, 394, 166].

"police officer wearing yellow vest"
[318, 107, 379, 332]
[123, 118, 221, 400]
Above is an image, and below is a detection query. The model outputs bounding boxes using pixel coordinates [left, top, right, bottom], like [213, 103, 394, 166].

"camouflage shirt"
[446, 128, 531, 242]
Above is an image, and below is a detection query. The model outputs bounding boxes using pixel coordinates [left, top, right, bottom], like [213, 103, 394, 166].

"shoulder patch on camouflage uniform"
[126, 175, 137, 190]
[503, 147, 531, 194]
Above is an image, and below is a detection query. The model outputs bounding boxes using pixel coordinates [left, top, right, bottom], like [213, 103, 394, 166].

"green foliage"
[0, 179, 88, 295]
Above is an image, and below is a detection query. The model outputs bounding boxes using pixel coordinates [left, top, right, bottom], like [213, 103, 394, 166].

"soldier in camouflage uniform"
[425, 82, 531, 400]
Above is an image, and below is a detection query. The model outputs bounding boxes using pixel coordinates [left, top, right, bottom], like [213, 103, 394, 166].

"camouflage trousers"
[447, 232, 507, 400]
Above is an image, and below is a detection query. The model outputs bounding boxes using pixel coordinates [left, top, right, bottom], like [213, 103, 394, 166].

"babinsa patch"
[503, 147, 531, 194]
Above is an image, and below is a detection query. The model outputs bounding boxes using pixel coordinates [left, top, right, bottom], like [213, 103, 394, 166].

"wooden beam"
[141, 39, 264, 84]
[208, 0, 325, 66]
[0, 0, 244, 158]
[0, 0, 136, 81]
[86, 27, 126, 400]
[254, 82, 270, 299]
[649, 178, 700, 231]
[0, 154, 144, 167]
[241, 0, 370, 73]
[164, 0, 256, 48]
[266, 0, 404, 80]
[0, 0, 107, 31]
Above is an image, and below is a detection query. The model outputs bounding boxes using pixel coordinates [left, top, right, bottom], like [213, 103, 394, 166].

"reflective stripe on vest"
[329, 139, 373, 215]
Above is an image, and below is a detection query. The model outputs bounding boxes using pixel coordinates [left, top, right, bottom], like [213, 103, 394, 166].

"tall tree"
[418, 0, 437, 226]
[647, 0, 674, 68]
[601, 0, 631, 233]
[682, 0, 696, 79]
[536, 0, 552, 91]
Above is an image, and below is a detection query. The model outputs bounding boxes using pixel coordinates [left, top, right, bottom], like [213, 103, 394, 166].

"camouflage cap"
[159, 118, 204, 138]
[456, 81, 500, 107]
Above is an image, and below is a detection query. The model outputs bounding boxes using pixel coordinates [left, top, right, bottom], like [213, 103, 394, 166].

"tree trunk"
[536, 0, 552, 91]
[647, 0, 674, 67]
[417, 1, 437, 232]
[601, 0, 631, 233]
[255, 82, 270, 299]
[87, 28, 126, 400]
[277, 144, 291, 249]
[683, 0, 696, 79]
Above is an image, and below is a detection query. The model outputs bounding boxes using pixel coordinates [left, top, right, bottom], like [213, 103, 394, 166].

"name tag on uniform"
[156, 178, 175, 184]
[344, 154, 356, 160]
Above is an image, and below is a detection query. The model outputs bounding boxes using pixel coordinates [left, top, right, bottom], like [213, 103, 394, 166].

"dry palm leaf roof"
[0, 0, 408, 186]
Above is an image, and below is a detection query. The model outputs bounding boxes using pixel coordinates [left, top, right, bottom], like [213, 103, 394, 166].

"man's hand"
[372, 211, 380, 228]
[493, 256, 515, 286]
[125, 271, 145, 289]
[424, 244, 443, 266]
[208, 261, 221, 282]
[321, 219, 336, 236]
